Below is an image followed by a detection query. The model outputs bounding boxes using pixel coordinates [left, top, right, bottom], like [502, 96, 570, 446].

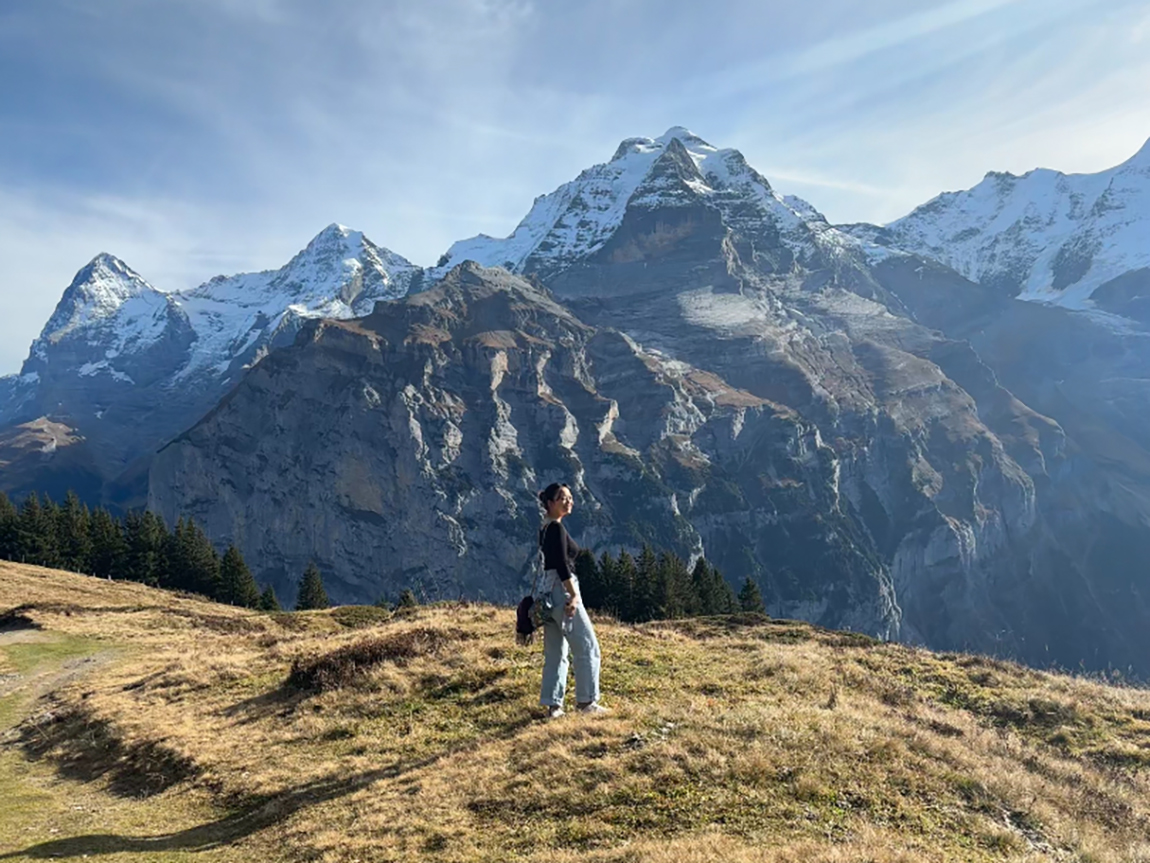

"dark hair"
[538, 483, 570, 509]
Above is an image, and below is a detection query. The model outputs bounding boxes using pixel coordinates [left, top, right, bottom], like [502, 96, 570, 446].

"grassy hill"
[2, 562, 1149, 862]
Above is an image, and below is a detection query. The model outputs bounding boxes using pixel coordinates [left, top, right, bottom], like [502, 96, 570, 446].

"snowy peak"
[865, 135, 1150, 312]
[12, 224, 422, 397]
[1121, 136, 1150, 171]
[41, 253, 166, 345]
[432, 127, 828, 284]
[189, 223, 417, 310]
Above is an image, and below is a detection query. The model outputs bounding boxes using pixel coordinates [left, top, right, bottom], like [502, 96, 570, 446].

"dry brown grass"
[3, 560, 1150, 862]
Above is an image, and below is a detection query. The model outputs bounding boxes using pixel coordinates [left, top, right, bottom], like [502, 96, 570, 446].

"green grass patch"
[0, 633, 104, 674]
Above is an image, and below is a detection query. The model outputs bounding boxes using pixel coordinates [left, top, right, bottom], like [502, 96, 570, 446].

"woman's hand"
[564, 592, 580, 617]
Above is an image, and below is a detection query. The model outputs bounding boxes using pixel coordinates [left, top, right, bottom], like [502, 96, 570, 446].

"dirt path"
[0, 629, 116, 701]
[0, 628, 252, 863]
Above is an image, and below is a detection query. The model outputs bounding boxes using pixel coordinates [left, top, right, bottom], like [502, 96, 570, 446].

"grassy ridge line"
[1, 562, 1150, 862]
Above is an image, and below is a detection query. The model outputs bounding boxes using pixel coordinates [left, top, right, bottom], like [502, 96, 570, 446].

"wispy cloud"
[0, 0, 1147, 372]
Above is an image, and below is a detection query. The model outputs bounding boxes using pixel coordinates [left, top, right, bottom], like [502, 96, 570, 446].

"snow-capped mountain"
[173, 223, 418, 379]
[431, 127, 863, 291]
[848, 138, 1150, 317]
[0, 224, 419, 485]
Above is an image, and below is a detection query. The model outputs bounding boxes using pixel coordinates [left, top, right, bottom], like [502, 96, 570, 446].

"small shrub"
[0, 605, 41, 631]
[287, 627, 454, 692]
[331, 605, 393, 629]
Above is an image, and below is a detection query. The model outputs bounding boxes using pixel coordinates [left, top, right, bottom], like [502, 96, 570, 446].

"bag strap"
[531, 521, 551, 598]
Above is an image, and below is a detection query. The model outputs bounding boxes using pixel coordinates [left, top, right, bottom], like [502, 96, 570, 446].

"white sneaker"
[577, 702, 609, 715]
[545, 705, 566, 720]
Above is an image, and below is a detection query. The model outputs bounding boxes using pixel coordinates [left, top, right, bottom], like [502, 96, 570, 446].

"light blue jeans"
[539, 573, 602, 707]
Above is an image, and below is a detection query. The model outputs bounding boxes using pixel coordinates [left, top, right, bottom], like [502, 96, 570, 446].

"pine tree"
[165, 517, 221, 597]
[186, 520, 222, 598]
[690, 557, 715, 614]
[58, 491, 92, 574]
[712, 565, 738, 614]
[88, 507, 127, 579]
[18, 493, 59, 567]
[258, 584, 282, 612]
[691, 558, 737, 615]
[296, 563, 329, 610]
[654, 551, 691, 620]
[0, 491, 17, 561]
[574, 550, 604, 611]
[738, 575, 765, 613]
[397, 588, 418, 609]
[632, 544, 659, 623]
[123, 510, 168, 586]
[219, 546, 260, 608]
[597, 551, 620, 617]
[614, 551, 638, 623]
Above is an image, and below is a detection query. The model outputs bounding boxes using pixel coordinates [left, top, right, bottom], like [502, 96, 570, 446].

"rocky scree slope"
[0, 224, 418, 501]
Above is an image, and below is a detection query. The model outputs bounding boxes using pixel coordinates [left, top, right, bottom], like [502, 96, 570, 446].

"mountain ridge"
[6, 128, 1150, 678]
[843, 136, 1150, 317]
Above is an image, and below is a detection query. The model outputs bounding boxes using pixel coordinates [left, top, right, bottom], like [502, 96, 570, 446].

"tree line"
[0, 490, 766, 623]
[574, 544, 764, 623]
[0, 490, 281, 610]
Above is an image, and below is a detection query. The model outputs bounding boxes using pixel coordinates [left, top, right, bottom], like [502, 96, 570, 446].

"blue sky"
[1, 0, 1148, 373]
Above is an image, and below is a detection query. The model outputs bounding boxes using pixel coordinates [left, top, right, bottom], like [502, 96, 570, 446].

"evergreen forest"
[0, 490, 275, 610]
[0, 490, 767, 622]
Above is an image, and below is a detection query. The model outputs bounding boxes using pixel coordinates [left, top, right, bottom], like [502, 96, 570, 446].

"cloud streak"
[0, 0, 1147, 373]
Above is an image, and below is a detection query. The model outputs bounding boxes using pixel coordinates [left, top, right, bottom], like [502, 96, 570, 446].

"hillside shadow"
[0, 759, 427, 859]
[5, 705, 541, 860]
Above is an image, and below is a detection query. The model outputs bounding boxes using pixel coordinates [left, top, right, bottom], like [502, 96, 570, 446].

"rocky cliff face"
[15, 127, 1150, 675]
[150, 264, 906, 638]
[149, 120, 1075, 669]
[0, 225, 418, 502]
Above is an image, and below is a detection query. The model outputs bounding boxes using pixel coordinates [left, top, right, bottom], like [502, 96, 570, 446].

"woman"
[537, 482, 606, 718]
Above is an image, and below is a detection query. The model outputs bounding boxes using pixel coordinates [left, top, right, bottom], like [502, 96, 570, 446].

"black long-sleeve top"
[539, 519, 580, 581]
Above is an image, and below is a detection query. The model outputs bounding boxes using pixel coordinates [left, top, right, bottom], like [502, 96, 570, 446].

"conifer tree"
[219, 545, 260, 608]
[397, 588, 418, 609]
[88, 507, 127, 579]
[690, 557, 715, 614]
[165, 517, 221, 597]
[186, 520, 222, 598]
[615, 550, 638, 623]
[738, 575, 765, 613]
[595, 551, 618, 616]
[58, 491, 93, 574]
[712, 565, 738, 614]
[0, 491, 17, 561]
[123, 510, 168, 586]
[18, 493, 59, 568]
[632, 544, 660, 623]
[574, 550, 604, 611]
[296, 563, 330, 610]
[258, 584, 282, 612]
[654, 551, 691, 620]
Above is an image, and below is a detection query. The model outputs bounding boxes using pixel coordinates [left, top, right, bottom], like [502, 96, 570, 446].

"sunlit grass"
[2, 560, 1150, 862]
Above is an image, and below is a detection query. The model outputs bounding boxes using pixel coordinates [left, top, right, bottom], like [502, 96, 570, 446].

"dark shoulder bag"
[516, 524, 554, 645]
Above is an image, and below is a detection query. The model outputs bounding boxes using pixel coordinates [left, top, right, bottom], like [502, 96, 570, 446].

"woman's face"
[548, 487, 573, 519]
